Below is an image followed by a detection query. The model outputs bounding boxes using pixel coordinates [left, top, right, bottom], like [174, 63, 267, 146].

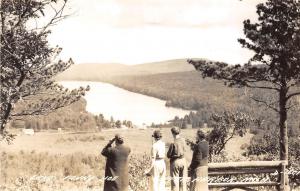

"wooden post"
[208, 161, 285, 190]
[279, 161, 289, 191]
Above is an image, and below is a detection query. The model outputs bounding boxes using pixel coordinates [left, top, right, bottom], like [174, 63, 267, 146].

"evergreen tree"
[189, 1, 300, 189]
[115, 120, 121, 128]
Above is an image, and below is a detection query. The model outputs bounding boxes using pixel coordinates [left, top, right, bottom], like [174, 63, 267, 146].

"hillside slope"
[56, 59, 300, 129]
[56, 59, 196, 81]
[104, 71, 247, 111]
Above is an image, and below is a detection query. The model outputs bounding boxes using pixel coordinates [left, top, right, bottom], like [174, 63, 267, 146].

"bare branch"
[246, 84, 280, 91]
[38, 1, 69, 35]
[250, 96, 279, 112]
[286, 91, 300, 101]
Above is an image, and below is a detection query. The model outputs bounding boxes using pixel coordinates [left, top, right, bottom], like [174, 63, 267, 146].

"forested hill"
[56, 58, 280, 117]
[104, 71, 245, 111]
[56, 59, 300, 130]
[56, 59, 196, 81]
[102, 71, 299, 131]
[56, 58, 247, 111]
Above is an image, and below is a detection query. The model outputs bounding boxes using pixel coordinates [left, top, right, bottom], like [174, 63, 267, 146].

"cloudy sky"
[48, 0, 264, 65]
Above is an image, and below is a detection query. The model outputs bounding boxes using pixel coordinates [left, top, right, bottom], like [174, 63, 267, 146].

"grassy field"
[2, 128, 199, 151]
[0, 128, 252, 191]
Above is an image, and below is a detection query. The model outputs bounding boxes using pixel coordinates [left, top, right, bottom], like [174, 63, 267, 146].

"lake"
[60, 81, 191, 126]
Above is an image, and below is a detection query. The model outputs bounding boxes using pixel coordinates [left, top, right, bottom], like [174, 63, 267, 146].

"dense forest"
[102, 71, 299, 129]
[57, 62, 300, 136]
[10, 99, 133, 131]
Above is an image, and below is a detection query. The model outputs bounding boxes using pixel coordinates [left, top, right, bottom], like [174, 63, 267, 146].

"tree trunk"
[279, 87, 289, 191]
[0, 73, 26, 135]
[0, 103, 12, 135]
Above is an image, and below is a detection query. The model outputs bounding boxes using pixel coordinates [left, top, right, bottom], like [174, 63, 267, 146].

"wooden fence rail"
[208, 160, 288, 191]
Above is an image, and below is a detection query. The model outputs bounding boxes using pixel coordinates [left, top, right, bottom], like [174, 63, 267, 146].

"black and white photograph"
[1, 0, 300, 190]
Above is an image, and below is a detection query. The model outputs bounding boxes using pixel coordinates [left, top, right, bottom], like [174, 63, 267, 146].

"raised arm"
[101, 138, 115, 157]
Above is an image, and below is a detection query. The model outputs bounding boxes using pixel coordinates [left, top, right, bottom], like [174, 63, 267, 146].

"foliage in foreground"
[0, 151, 154, 191]
[0, 0, 88, 141]
[245, 130, 300, 188]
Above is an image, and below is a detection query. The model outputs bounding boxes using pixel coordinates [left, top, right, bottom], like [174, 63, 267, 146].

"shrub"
[128, 153, 151, 191]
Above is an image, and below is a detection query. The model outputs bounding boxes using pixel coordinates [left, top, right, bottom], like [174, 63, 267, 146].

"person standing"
[167, 127, 187, 191]
[189, 130, 209, 191]
[101, 134, 131, 191]
[145, 130, 166, 191]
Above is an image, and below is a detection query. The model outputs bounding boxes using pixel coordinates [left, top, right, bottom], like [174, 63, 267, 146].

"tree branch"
[11, 98, 79, 117]
[286, 91, 300, 101]
[38, 1, 69, 35]
[216, 128, 235, 155]
[246, 84, 280, 91]
[250, 96, 279, 112]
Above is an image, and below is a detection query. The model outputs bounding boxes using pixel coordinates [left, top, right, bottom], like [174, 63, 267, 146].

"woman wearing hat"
[188, 130, 209, 191]
[145, 130, 166, 191]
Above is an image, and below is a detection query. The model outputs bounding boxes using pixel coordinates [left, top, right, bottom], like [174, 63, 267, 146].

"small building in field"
[22, 128, 34, 135]
[120, 125, 128, 129]
[134, 124, 147, 130]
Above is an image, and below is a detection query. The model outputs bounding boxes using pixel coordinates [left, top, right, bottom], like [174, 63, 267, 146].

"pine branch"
[250, 96, 279, 112]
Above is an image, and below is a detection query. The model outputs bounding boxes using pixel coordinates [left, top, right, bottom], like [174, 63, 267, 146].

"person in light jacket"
[167, 127, 187, 191]
[145, 130, 166, 191]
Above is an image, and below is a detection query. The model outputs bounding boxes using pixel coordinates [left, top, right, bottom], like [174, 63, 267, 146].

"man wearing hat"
[101, 134, 131, 191]
[145, 130, 166, 191]
[167, 127, 187, 191]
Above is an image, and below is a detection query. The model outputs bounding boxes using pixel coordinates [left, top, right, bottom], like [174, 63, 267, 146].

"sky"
[47, 0, 265, 65]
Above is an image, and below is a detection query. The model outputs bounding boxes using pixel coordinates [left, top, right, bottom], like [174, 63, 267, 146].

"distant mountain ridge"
[56, 59, 198, 81]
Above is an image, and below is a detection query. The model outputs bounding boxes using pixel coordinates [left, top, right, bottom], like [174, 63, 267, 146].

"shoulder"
[168, 142, 175, 148]
[108, 146, 117, 153]
[118, 144, 130, 150]
[124, 145, 131, 153]
[154, 140, 165, 149]
[203, 141, 209, 147]
[152, 141, 157, 148]
[160, 140, 165, 147]
[198, 141, 209, 149]
[179, 138, 186, 145]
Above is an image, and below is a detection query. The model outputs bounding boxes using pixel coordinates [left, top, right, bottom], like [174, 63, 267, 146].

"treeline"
[94, 114, 133, 129]
[10, 99, 133, 131]
[171, 104, 300, 135]
[104, 71, 242, 111]
[11, 99, 96, 131]
[102, 71, 300, 133]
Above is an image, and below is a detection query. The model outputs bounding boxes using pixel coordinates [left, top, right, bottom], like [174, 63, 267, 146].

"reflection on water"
[60, 81, 191, 126]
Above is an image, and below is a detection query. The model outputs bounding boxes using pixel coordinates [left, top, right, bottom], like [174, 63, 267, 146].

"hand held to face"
[109, 138, 115, 145]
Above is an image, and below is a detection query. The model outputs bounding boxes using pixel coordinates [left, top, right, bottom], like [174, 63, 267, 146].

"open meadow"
[0, 128, 252, 191]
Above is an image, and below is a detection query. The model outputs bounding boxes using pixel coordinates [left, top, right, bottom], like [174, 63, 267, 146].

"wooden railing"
[208, 160, 288, 191]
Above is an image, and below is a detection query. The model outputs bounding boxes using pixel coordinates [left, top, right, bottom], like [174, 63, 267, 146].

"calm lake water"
[60, 81, 191, 126]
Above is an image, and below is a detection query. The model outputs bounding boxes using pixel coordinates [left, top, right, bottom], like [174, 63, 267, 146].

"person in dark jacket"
[188, 130, 209, 191]
[101, 134, 131, 191]
[167, 127, 187, 191]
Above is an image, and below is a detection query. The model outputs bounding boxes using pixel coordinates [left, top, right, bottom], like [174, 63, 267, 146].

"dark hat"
[197, 129, 206, 140]
[115, 134, 124, 144]
[152, 130, 162, 139]
[171, 126, 180, 135]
